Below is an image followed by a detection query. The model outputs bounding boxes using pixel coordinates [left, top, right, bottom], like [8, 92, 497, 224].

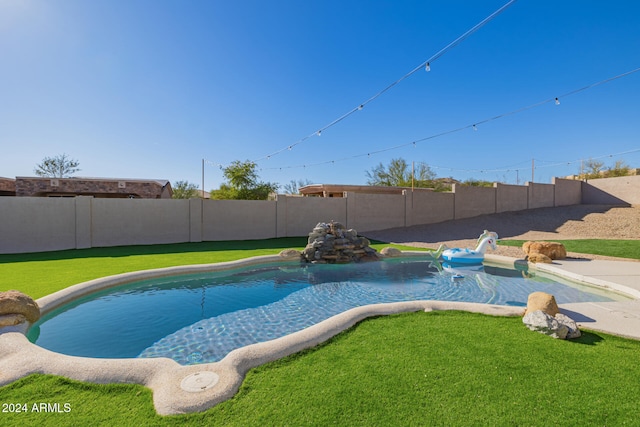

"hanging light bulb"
[287, 145, 293, 151]
[317, 130, 322, 136]
[425, 62, 431, 72]
[555, 97, 560, 105]
[473, 124, 478, 131]
[358, 104, 364, 110]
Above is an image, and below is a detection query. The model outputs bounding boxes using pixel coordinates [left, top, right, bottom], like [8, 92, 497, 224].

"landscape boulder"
[522, 310, 569, 339]
[279, 249, 302, 260]
[522, 241, 567, 260]
[522, 292, 581, 339]
[0, 290, 40, 324]
[522, 310, 581, 339]
[524, 291, 559, 316]
[527, 253, 553, 264]
[380, 247, 403, 257]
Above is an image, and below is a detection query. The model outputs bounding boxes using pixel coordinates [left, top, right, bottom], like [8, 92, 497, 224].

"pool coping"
[2, 252, 640, 415]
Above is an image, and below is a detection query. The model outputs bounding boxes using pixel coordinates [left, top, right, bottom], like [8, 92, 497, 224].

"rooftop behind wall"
[14, 177, 171, 199]
[0, 178, 16, 196]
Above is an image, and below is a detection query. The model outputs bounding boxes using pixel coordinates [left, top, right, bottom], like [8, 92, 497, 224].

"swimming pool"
[28, 256, 629, 365]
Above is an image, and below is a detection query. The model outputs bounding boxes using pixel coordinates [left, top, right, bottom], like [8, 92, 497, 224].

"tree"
[34, 154, 80, 178]
[172, 180, 200, 199]
[582, 158, 605, 179]
[365, 158, 437, 187]
[210, 160, 278, 200]
[283, 179, 313, 195]
[462, 179, 494, 187]
[606, 160, 630, 178]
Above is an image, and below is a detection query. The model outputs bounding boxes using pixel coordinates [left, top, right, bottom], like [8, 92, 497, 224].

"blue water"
[28, 258, 627, 365]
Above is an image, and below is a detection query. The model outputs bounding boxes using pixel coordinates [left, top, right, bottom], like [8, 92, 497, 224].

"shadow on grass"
[0, 237, 309, 264]
[570, 330, 604, 346]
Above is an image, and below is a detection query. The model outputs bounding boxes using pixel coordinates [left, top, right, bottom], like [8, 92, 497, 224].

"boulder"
[527, 253, 552, 264]
[522, 310, 569, 339]
[0, 314, 27, 327]
[0, 290, 40, 324]
[380, 247, 402, 257]
[555, 313, 581, 339]
[279, 249, 302, 259]
[522, 310, 581, 340]
[524, 292, 559, 316]
[522, 241, 567, 260]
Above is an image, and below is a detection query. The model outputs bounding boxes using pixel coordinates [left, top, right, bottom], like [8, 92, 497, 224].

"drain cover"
[180, 371, 219, 392]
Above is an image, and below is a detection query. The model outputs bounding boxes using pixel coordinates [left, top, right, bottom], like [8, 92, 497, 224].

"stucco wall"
[527, 182, 555, 209]
[409, 191, 455, 226]
[495, 183, 528, 213]
[553, 178, 582, 206]
[277, 196, 347, 237]
[0, 197, 77, 253]
[346, 192, 406, 232]
[202, 199, 277, 241]
[452, 185, 496, 219]
[91, 199, 191, 247]
[582, 175, 640, 205]
[0, 176, 593, 254]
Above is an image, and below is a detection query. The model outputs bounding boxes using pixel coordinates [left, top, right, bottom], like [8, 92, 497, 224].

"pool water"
[28, 257, 628, 365]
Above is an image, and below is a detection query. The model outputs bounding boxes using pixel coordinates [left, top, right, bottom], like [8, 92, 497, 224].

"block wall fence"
[1, 177, 636, 254]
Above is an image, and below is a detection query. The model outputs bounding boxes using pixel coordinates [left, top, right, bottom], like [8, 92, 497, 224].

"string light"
[425, 62, 431, 72]
[473, 124, 478, 131]
[555, 97, 560, 105]
[250, 0, 519, 163]
[257, 67, 640, 174]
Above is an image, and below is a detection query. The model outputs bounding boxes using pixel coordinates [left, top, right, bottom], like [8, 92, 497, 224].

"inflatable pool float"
[441, 231, 498, 265]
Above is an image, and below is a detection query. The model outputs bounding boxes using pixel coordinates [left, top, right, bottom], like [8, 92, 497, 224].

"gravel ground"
[365, 204, 640, 261]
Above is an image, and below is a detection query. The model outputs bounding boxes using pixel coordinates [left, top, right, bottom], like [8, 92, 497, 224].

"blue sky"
[1, 0, 639, 191]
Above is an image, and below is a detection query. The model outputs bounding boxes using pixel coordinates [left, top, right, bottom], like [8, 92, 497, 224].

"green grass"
[0, 238, 427, 299]
[499, 239, 640, 260]
[2, 311, 640, 426]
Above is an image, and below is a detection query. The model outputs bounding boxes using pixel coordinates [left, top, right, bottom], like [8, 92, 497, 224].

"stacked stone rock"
[302, 221, 379, 263]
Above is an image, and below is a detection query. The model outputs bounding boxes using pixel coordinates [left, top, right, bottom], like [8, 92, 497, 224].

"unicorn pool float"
[440, 230, 498, 265]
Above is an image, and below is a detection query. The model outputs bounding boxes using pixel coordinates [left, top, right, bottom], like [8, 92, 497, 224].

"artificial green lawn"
[2, 311, 640, 426]
[499, 239, 640, 260]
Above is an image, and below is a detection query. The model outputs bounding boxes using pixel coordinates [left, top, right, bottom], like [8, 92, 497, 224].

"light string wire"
[417, 147, 640, 175]
[251, 0, 519, 163]
[258, 66, 640, 173]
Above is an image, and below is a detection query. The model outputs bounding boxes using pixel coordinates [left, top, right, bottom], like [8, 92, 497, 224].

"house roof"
[299, 183, 435, 196]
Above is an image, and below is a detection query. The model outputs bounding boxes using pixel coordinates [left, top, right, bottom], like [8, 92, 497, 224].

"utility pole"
[411, 161, 415, 192]
[531, 158, 535, 183]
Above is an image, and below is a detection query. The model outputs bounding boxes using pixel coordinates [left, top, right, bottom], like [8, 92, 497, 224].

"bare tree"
[34, 154, 80, 178]
[283, 179, 313, 195]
